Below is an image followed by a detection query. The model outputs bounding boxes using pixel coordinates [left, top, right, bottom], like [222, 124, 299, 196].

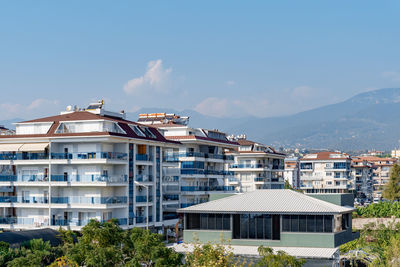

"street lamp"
[134, 181, 149, 230]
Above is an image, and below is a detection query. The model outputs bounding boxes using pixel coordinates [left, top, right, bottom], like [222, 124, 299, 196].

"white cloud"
[225, 80, 235, 86]
[194, 97, 230, 117]
[382, 71, 400, 82]
[123, 59, 172, 95]
[27, 98, 59, 110]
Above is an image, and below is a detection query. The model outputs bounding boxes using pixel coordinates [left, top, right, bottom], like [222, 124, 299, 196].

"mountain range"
[2, 88, 400, 151]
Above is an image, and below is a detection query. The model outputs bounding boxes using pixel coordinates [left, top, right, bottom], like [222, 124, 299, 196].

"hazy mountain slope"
[127, 88, 400, 150]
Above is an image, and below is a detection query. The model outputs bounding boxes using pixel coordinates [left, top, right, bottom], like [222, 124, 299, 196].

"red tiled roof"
[300, 151, 350, 161]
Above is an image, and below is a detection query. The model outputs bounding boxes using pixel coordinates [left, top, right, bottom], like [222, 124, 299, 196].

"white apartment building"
[284, 157, 300, 189]
[138, 113, 238, 208]
[299, 152, 353, 193]
[351, 158, 373, 199]
[226, 137, 285, 192]
[0, 103, 181, 230]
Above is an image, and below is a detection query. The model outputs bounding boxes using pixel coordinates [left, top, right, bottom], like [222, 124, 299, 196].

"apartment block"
[299, 152, 353, 193]
[350, 158, 373, 199]
[225, 136, 285, 192]
[138, 113, 237, 208]
[0, 103, 181, 230]
[284, 157, 300, 189]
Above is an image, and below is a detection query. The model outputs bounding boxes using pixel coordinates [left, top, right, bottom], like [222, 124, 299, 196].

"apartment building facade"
[225, 137, 285, 192]
[350, 158, 373, 199]
[138, 113, 238, 208]
[353, 156, 397, 198]
[0, 103, 181, 230]
[284, 157, 300, 189]
[299, 152, 353, 193]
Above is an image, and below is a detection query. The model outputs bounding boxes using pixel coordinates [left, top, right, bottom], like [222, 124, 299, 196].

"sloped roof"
[0, 228, 62, 248]
[0, 111, 180, 145]
[178, 190, 354, 214]
[300, 151, 350, 161]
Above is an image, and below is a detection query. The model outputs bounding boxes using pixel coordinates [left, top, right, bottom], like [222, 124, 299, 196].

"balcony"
[0, 217, 49, 226]
[136, 196, 153, 202]
[229, 164, 264, 169]
[0, 175, 17, 182]
[136, 216, 153, 224]
[180, 200, 207, 208]
[163, 214, 179, 220]
[163, 154, 179, 162]
[254, 177, 265, 182]
[163, 194, 179, 201]
[178, 152, 233, 161]
[52, 218, 128, 226]
[0, 152, 48, 161]
[180, 169, 233, 176]
[163, 176, 179, 183]
[135, 175, 153, 182]
[181, 186, 234, 192]
[51, 196, 127, 204]
[19, 175, 49, 182]
[0, 196, 49, 204]
[51, 174, 127, 183]
[51, 152, 127, 160]
[136, 154, 153, 161]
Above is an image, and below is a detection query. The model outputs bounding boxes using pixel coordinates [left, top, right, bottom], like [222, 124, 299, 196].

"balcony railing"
[180, 200, 207, 208]
[51, 174, 127, 183]
[163, 194, 179, 201]
[136, 216, 153, 224]
[181, 169, 234, 176]
[136, 196, 153, 202]
[0, 152, 48, 160]
[19, 175, 49, 182]
[229, 164, 264, 169]
[52, 218, 128, 226]
[163, 176, 179, 182]
[0, 175, 17, 182]
[175, 152, 234, 161]
[136, 154, 153, 161]
[0, 196, 49, 203]
[0, 217, 49, 225]
[254, 177, 265, 182]
[135, 175, 153, 182]
[51, 152, 127, 160]
[181, 186, 234, 192]
[51, 196, 127, 204]
[163, 214, 179, 220]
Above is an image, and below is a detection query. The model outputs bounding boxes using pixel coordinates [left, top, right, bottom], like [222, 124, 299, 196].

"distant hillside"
[128, 88, 400, 151]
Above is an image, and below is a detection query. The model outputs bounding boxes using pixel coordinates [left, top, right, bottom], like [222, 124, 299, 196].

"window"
[141, 127, 157, 138]
[187, 213, 230, 230]
[282, 215, 333, 233]
[326, 172, 332, 176]
[130, 125, 146, 137]
[334, 162, 347, 169]
[234, 214, 274, 240]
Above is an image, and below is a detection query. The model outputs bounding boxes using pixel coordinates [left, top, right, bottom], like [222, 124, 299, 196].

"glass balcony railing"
[51, 196, 127, 204]
[180, 200, 207, 208]
[163, 214, 179, 220]
[52, 218, 128, 226]
[229, 164, 265, 169]
[0, 175, 17, 182]
[0, 196, 49, 203]
[51, 152, 127, 160]
[19, 175, 48, 182]
[135, 175, 153, 182]
[181, 186, 235, 192]
[136, 154, 153, 161]
[136, 196, 153, 202]
[175, 152, 234, 161]
[136, 216, 153, 224]
[0, 217, 49, 225]
[181, 169, 234, 176]
[254, 177, 265, 182]
[51, 174, 127, 183]
[163, 176, 179, 182]
[0, 153, 48, 160]
[163, 194, 179, 201]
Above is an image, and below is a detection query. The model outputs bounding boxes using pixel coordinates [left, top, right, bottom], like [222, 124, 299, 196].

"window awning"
[0, 144, 23, 152]
[19, 143, 49, 152]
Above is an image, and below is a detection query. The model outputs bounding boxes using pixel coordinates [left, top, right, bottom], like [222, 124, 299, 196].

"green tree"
[6, 239, 58, 267]
[185, 237, 245, 267]
[256, 246, 306, 267]
[284, 179, 292, 189]
[123, 228, 183, 267]
[383, 164, 400, 201]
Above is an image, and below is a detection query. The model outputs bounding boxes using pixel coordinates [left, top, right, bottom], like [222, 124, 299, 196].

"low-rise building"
[225, 136, 285, 192]
[176, 190, 357, 264]
[299, 152, 352, 193]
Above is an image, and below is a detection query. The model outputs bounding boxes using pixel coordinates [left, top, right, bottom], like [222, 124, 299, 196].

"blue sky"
[0, 0, 399, 120]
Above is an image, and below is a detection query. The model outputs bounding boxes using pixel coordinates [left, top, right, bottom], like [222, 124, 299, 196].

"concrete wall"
[183, 229, 352, 248]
